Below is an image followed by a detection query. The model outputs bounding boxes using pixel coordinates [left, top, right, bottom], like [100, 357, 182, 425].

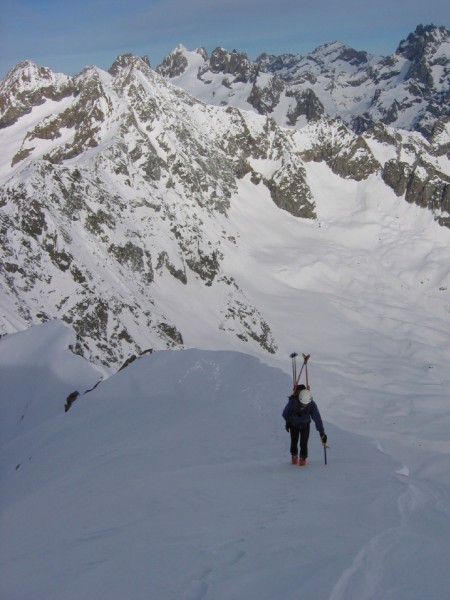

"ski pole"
[303, 353, 310, 390]
[292, 353, 310, 391]
[290, 352, 298, 388]
[293, 361, 305, 391]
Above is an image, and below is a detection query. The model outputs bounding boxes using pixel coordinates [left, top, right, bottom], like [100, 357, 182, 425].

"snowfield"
[1, 320, 450, 599]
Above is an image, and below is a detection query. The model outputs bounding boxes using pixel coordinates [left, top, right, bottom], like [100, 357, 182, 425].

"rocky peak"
[156, 46, 209, 79]
[334, 45, 369, 66]
[256, 52, 298, 75]
[108, 54, 152, 77]
[256, 41, 372, 87]
[0, 61, 76, 129]
[2, 60, 55, 88]
[395, 25, 450, 90]
[209, 47, 258, 83]
[312, 41, 367, 66]
[195, 47, 209, 62]
[156, 45, 190, 78]
[396, 24, 449, 61]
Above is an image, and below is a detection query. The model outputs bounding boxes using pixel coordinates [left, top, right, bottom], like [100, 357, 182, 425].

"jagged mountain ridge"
[157, 25, 450, 222]
[0, 26, 449, 369]
[159, 24, 450, 138]
[0, 55, 319, 365]
[157, 24, 450, 222]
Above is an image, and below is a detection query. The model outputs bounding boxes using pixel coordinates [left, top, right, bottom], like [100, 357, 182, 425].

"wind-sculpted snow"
[1, 322, 450, 599]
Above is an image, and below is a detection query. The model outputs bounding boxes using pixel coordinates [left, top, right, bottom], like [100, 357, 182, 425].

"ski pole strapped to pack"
[290, 352, 298, 387]
[291, 352, 310, 391]
[304, 353, 310, 390]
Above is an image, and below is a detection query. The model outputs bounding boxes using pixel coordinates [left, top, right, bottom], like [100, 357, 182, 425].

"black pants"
[290, 423, 310, 459]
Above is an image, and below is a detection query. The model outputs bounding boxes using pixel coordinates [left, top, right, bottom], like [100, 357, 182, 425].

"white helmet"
[300, 389, 312, 405]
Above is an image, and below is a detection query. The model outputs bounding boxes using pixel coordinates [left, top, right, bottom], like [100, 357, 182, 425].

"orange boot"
[299, 457, 307, 466]
[291, 455, 298, 465]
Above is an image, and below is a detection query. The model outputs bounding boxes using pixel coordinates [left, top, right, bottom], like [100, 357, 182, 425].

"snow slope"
[1, 321, 450, 599]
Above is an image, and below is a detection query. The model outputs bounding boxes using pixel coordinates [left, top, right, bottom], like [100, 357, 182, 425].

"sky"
[0, 0, 449, 78]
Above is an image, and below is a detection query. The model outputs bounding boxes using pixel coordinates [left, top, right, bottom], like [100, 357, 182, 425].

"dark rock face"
[286, 89, 325, 125]
[396, 24, 445, 61]
[337, 47, 369, 66]
[299, 119, 380, 181]
[382, 158, 450, 225]
[248, 76, 285, 115]
[209, 48, 257, 83]
[155, 47, 189, 78]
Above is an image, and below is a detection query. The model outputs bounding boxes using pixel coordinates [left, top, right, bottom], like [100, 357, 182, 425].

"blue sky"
[1, 0, 449, 77]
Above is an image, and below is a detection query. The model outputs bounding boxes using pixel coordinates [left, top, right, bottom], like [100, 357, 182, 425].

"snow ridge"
[1, 322, 450, 599]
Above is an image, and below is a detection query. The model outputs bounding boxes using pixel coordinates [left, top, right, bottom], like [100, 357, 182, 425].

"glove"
[285, 423, 290, 433]
[320, 433, 327, 444]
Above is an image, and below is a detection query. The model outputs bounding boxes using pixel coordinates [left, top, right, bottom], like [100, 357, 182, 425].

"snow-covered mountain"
[159, 25, 450, 137]
[0, 25, 449, 370]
